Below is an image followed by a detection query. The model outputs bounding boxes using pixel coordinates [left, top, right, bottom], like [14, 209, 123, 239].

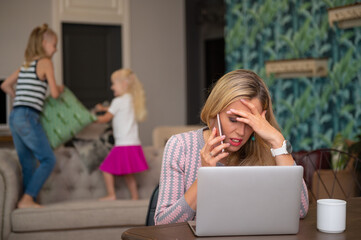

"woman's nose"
[237, 122, 246, 136]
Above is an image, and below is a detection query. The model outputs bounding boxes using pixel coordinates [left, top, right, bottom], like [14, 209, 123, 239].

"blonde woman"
[1, 24, 64, 208]
[155, 69, 309, 224]
[96, 69, 148, 200]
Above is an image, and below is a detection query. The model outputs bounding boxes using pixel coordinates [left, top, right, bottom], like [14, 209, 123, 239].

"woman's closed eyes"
[229, 117, 238, 123]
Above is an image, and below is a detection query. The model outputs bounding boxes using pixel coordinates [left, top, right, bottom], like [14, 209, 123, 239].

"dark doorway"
[62, 23, 122, 108]
[186, 0, 225, 124]
[0, 79, 7, 125]
[205, 38, 225, 97]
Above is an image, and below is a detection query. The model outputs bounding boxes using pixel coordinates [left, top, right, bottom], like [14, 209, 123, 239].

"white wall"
[0, 0, 52, 78]
[0, 0, 186, 146]
[130, 0, 186, 146]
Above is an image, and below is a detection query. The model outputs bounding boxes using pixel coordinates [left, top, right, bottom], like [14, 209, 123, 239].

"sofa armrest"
[152, 125, 201, 148]
[135, 146, 163, 199]
[0, 149, 22, 240]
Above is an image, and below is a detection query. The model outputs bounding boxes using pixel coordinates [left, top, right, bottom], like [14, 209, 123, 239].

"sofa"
[0, 124, 200, 240]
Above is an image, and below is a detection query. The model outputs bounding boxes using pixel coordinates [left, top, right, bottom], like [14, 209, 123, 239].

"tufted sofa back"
[38, 146, 163, 204]
[4, 124, 200, 205]
[152, 125, 202, 148]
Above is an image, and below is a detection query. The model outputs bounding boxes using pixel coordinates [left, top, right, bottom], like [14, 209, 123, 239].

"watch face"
[286, 140, 293, 153]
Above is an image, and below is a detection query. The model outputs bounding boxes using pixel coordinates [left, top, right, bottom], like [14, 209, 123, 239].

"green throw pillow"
[40, 87, 96, 149]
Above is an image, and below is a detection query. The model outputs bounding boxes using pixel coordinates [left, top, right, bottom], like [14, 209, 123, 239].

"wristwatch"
[270, 140, 292, 157]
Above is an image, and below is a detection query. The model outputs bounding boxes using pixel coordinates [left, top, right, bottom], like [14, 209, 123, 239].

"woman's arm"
[154, 135, 196, 225]
[229, 99, 294, 166]
[228, 99, 309, 217]
[272, 142, 309, 217]
[299, 180, 309, 218]
[38, 58, 63, 99]
[269, 135, 309, 217]
[272, 139, 294, 166]
[183, 128, 229, 210]
[1, 69, 20, 98]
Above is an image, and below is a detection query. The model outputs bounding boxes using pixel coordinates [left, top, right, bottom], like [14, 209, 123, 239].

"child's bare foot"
[99, 195, 116, 201]
[17, 194, 43, 209]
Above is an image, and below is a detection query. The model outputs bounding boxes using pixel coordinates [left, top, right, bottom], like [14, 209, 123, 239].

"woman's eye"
[229, 117, 237, 123]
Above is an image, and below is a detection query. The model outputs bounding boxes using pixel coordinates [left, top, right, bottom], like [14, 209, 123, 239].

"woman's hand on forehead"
[239, 98, 263, 114]
[226, 98, 268, 133]
[226, 98, 264, 120]
[227, 99, 284, 147]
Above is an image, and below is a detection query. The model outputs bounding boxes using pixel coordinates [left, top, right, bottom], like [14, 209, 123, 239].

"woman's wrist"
[268, 132, 285, 149]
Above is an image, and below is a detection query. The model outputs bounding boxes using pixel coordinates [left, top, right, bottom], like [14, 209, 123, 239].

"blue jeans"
[9, 106, 56, 198]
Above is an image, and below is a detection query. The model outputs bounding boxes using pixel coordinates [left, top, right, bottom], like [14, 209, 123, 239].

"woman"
[154, 69, 309, 225]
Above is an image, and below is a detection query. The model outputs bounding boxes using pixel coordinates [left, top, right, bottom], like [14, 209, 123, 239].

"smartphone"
[216, 113, 225, 152]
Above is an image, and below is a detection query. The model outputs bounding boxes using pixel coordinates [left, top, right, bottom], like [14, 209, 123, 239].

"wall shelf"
[265, 58, 328, 78]
[328, 3, 361, 29]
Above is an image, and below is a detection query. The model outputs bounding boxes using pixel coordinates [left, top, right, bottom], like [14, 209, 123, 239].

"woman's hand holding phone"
[200, 119, 229, 167]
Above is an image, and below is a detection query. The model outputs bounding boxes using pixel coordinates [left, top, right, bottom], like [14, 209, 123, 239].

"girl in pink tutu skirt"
[96, 69, 148, 200]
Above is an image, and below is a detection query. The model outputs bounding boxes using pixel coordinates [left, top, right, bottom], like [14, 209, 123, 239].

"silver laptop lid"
[195, 166, 303, 236]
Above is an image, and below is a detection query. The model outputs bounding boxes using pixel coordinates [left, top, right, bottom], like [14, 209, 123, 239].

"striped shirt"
[13, 60, 48, 112]
[154, 128, 309, 225]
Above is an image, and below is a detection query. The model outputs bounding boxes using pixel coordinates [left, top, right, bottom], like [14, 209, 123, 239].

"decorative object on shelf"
[265, 58, 328, 78]
[328, 3, 361, 29]
[331, 133, 349, 171]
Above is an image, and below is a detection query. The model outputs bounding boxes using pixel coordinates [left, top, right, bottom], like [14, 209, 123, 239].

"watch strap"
[271, 140, 288, 157]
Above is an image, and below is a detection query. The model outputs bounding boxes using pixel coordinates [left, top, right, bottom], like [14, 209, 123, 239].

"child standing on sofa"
[96, 69, 148, 200]
[1, 24, 64, 208]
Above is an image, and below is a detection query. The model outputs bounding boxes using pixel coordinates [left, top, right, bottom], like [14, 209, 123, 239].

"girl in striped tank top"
[155, 70, 309, 225]
[1, 23, 64, 208]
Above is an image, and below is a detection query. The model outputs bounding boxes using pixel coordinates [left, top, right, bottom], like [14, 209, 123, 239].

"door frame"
[51, 0, 130, 85]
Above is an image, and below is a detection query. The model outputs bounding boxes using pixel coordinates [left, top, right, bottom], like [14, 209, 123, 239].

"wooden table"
[122, 198, 361, 240]
[0, 135, 13, 148]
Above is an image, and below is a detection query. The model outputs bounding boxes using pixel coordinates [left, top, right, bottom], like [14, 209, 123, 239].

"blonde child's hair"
[24, 23, 57, 67]
[111, 69, 147, 122]
[200, 69, 280, 166]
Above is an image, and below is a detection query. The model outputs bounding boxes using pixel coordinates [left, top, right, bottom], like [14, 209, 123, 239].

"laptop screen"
[193, 166, 303, 236]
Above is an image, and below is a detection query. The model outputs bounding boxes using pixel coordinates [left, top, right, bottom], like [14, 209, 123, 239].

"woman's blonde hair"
[112, 69, 147, 122]
[24, 23, 57, 67]
[200, 69, 280, 166]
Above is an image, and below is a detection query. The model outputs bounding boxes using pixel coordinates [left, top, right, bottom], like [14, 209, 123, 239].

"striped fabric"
[13, 60, 48, 112]
[154, 128, 309, 225]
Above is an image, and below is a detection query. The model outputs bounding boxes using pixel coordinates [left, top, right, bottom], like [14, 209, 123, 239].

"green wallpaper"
[225, 0, 361, 151]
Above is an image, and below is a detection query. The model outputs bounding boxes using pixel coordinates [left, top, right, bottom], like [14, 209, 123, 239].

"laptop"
[188, 166, 303, 236]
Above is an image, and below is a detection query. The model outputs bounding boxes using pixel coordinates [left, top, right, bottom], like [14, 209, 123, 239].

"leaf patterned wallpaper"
[225, 0, 361, 151]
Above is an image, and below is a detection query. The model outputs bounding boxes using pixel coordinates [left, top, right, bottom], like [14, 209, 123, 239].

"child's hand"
[95, 103, 105, 112]
[58, 85, 64, 93]
[96, 111, 114, 123]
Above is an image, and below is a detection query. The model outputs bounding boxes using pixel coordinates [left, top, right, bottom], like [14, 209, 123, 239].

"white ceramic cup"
[317, 199, 346, 233]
